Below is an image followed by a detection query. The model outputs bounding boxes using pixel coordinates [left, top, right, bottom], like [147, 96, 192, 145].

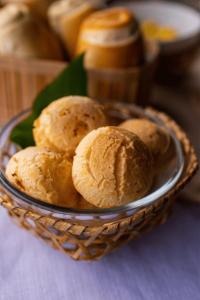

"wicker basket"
[0, 56, 65, 125]
[0, 104, 198, 261]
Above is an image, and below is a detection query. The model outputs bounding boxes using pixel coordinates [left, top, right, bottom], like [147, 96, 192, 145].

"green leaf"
[10, 54, 87, 148]
[10, 114, 36, 149]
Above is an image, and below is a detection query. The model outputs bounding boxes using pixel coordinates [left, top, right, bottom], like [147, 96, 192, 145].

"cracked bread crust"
[72, 126, 153, 208]
[33, 96, 107, 158]
[120, 118, 171, 161]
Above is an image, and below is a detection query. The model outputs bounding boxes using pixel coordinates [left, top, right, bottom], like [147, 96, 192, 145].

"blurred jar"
[48, 0, 104, 58]
[76, 7, 145, 69]
[76, 7, 158, 105]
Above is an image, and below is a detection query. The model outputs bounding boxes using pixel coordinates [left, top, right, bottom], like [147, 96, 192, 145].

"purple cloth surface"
[0, 202, 200, 300]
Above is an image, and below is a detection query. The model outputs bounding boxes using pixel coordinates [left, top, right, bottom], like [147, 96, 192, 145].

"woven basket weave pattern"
[0, 108, 198, 260]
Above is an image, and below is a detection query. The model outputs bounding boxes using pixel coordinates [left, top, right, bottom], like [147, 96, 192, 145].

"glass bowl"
[0, 103, 185, 225]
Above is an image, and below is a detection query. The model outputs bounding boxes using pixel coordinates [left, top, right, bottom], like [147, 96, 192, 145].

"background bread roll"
[2, 0, 55, 17]
[0, 4, 63, 59]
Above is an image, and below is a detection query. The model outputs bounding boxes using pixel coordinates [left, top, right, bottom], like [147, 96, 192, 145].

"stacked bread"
[6, 96, 171, 209]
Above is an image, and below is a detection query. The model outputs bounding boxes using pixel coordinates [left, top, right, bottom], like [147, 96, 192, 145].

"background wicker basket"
[0, 106, 198, 261]
[0, 41, 158, 124]
[0, 56, 64, 124]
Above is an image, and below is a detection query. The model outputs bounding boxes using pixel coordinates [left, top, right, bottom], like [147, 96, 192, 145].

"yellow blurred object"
[141, 20, 158, 40]
[141, 20, 177, 42]
[157, 26, 177, 41]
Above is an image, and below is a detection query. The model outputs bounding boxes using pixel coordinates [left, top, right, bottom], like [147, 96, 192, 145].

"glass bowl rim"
[0, 106, 185, 217]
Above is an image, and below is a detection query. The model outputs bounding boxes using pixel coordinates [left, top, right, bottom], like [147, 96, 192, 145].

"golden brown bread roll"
[72, 126, 153, 208]
[0, 4, 63, 59]
[76, 7, 145, 69]
[120, 118, 171, 162]
[48, 0, 103, 58]
[33, 96, 108, 157]
[5, 147, 79, 207]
